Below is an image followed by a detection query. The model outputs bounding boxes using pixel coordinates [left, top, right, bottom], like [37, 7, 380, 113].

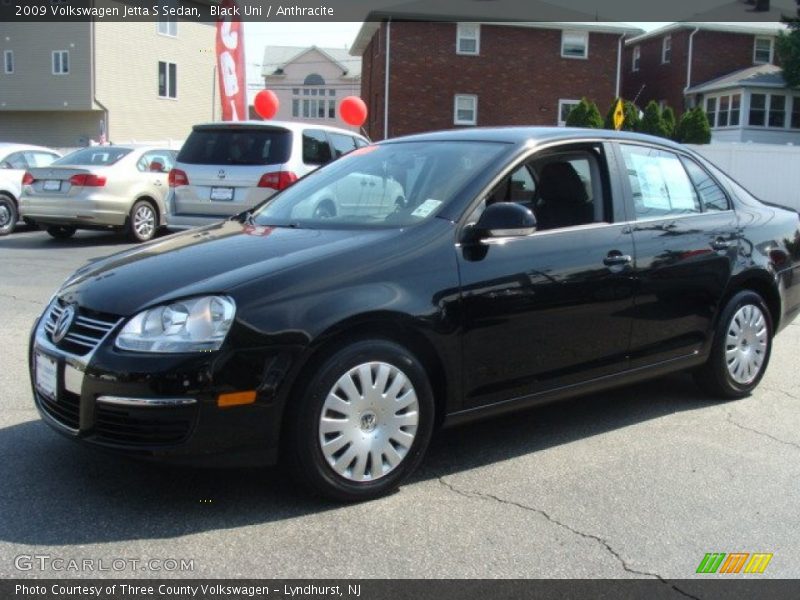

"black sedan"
[30, 128, 800, 501]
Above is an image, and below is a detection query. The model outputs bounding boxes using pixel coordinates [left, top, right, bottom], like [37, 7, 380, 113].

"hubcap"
[133, 205, 155, 239]
[725, 304, 768, 385]
[318, 361, 419, 482]
[0, 204, 10, 227]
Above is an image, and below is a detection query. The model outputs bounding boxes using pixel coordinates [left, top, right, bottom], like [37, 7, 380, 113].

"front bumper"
[29, 304, 292, 466]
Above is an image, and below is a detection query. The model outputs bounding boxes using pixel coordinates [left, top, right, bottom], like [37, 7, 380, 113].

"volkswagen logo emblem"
[218, 169, 226, 179]
[52, 305, 76, 343]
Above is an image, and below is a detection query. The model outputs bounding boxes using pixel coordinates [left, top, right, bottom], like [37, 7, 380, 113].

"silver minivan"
[166, 121, 369, 229]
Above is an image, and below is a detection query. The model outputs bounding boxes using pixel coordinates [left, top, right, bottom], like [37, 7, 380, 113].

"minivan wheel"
[0, 194, 17, 236]
[128, 200, 158, 243]
[286, 339, 435, 502]
[694, 290, 772, 399]
[46, 225, 76, 239]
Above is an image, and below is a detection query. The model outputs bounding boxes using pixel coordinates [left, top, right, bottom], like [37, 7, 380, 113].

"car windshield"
[54, 147, 132, 166]
[178, 127, 292, 166]
[251, 141, 508, 229]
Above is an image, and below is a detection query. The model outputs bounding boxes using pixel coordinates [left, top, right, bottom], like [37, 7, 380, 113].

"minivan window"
[177, 128, 292, 166]
[302, 129, 333, 165]
[329, 132, 359, 158]
[55, 147, 132, 166]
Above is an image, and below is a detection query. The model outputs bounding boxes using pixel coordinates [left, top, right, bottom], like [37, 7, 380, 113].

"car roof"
[381, 127, 688, 151]
[0, 142, 61, 154]
[191, 120, 368, 139]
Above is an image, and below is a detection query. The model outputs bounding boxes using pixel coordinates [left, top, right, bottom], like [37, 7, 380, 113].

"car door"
[458, 142, 637, 409]
[615, 143, 740, 367]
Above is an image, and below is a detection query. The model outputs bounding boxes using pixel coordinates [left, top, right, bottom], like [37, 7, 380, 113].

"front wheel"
[46, 225, 76, 239]
[694, 290, 772, 399]
[0, 194, 18, 236]
[285, 339, 435, 502]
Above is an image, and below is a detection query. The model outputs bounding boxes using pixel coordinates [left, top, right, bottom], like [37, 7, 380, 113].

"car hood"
[58, 220, 398, 316]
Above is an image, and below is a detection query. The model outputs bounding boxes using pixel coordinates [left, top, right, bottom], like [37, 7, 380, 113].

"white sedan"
[0, 143, 61, 235]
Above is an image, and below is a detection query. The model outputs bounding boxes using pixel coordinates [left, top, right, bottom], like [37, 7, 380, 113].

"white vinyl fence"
[688, 143, 800, 212]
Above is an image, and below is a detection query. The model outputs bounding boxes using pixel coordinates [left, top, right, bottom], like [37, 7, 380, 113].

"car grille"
[37, 389, 81, 430]
[93, 404, 197, 446]
[44, 298, 121, 356]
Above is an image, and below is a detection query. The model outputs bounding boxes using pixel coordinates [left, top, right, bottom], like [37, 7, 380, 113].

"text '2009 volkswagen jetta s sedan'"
[30, 128, 800, 501]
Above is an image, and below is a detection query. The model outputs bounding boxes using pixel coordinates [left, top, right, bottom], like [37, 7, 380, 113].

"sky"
[243, 22, 668, 87]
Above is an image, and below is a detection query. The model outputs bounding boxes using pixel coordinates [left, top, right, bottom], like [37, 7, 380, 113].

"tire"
[46, 225, 76, 239]
[693, 290, 773, 399]
[0, 193, 17, 236]
[128, 199, 158, 243]
[285, 339, 435, 502]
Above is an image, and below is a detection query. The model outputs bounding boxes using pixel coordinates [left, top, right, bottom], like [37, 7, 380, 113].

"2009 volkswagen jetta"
[30, 128, 800, 501]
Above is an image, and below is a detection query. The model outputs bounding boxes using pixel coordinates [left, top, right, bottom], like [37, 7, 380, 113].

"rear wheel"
[285, 339, 435, 502]
[128, 199, 158, 243]
[694, 290, 772, 399]
[46, 225, 76, 239]
[0, 194, 17, 236]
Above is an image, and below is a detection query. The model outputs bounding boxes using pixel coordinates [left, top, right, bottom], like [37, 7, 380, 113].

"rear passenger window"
[620, 145, 701, 219]
[329, 133, 359, 158]
[302, 129, 333, 165]
[680, 157, 730, 212]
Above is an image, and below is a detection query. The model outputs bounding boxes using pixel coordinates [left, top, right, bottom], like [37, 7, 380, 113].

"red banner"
[215, 0, 246, 121]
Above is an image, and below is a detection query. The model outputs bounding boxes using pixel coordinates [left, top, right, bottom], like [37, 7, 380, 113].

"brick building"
[351, 21, 642, 140]
[622, 22, 786, 115]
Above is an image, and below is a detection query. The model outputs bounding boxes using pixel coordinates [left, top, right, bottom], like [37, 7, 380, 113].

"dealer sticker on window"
[411, 199, 442, 218]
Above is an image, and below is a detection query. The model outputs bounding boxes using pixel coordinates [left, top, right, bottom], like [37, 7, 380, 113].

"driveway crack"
[0, 292, 45, 307]
[438, 476, 701, 599]
[760, 386, 800, 402]
[726, 412, 800, 450]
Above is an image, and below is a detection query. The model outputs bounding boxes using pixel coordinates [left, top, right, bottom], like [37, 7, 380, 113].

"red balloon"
[254, 90, 279, 120]
[339, 96, 368, 127]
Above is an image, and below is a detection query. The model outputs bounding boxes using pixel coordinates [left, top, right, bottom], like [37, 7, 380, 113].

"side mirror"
[468, 202, 537, 242]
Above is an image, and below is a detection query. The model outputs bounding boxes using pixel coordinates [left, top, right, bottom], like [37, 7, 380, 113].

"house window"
[768, 94, 786, 127]
[558, 99, 580, 126]
[454, 94, 477, 126]
[157, 0, 178, 36]
[293, 74, 337, 120]
[705, 97, 717, 127]
[3, 50, 12, 74]
[749, 93, 766, 126]
[158, 61, 177, 98]
[662, 35, 671, 64]
[562, 30, 588, 59]
[52, 50, 69, 74]
[730, 94, 741, 126]
[456, 23, 480, 55]
[791, 97, 800, 129]
[748, 93, 786, 127]
[632, 46, 640, 72]
[754, 37, 773, 64]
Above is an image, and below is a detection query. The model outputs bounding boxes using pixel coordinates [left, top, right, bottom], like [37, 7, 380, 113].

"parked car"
[29, 128, 800, 501]
[166, 120, 369, 230]
[19, 145, 177, 242]
[0, 143, 61, 236]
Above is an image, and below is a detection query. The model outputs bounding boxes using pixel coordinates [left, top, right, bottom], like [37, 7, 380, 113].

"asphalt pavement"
[1, 227, 799, 586]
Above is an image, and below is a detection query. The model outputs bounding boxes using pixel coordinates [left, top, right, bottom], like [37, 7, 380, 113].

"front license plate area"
[210, 187, 234, 201]
[35, 352, 58, 399]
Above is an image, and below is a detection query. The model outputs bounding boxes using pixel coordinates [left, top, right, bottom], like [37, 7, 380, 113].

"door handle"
[154, 180, 162, 186]
[710, 238, 732, 251]
[603, 252, 632, 267]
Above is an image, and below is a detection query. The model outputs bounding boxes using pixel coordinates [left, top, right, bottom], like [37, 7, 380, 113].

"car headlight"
[115, 296, 236, 353]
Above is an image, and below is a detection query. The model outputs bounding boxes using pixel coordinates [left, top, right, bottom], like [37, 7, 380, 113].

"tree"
[675, 107, 711, 144]
[603, 97, 640, 131]
[638, 101, 671, 138]
[776, 19, 800, 88]
[662, 106, 677, 139]
[565, 98, 604, 129]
